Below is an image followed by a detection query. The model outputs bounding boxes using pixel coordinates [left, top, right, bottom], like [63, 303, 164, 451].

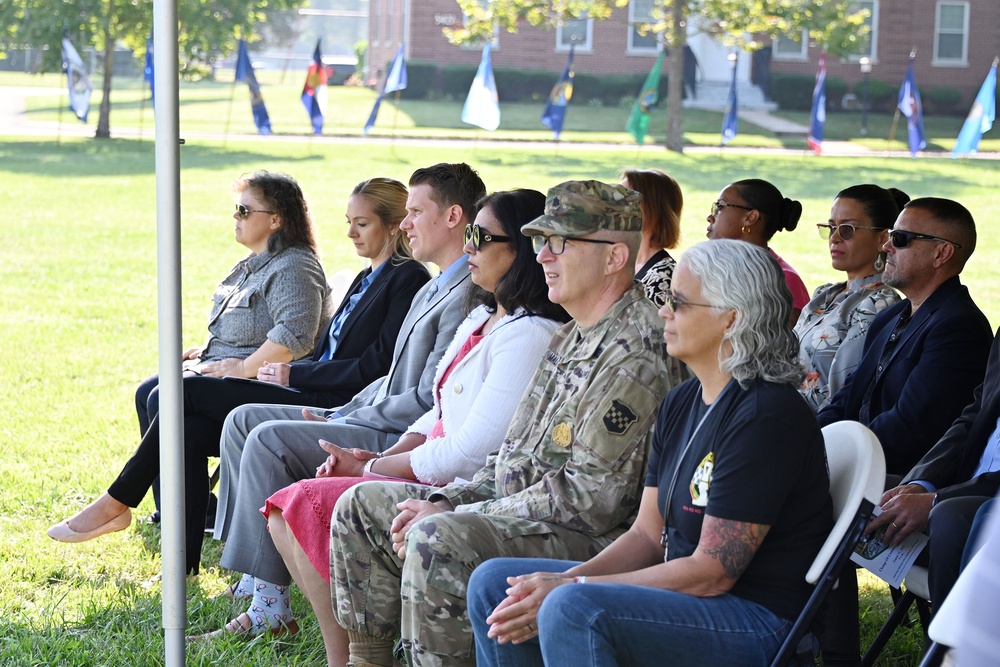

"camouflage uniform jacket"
[430, 282, 674, 538]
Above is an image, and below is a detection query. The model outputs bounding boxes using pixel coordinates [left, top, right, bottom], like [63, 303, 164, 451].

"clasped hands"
[864, 483, 935, 546]
[483, 572, 575, 645]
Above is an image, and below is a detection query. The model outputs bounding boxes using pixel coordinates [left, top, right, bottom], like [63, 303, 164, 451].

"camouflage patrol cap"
[521, 180, 643, 237]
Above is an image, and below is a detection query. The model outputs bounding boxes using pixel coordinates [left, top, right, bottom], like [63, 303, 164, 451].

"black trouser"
[111, 374, 347, 574]
[927, 495, 993, 608]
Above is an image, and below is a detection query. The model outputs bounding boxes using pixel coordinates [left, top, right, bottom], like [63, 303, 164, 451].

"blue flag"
[721, 53, 739, 145]
[808, 54, 827, 154]
[462, 43, 500, 131]
[235, 40, 271, 135]
[61, 37, 91, 122]
[302, 40, 328, 134]
[897, 56, 926, 156]
[952, 61, 997, 157]
[364, 44, 408, 135]
[144, 36, 154, 108]
[541, 45, 574, 140]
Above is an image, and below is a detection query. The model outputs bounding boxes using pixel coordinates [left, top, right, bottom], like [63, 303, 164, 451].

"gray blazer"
[331, 260, 471, 440]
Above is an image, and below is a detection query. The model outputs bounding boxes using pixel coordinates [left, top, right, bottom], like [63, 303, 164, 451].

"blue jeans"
[469, 557, 792, 667]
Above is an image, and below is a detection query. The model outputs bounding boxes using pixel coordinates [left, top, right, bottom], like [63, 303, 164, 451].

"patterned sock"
[245, 577, 292, 630]
[231, 572, 254, 598]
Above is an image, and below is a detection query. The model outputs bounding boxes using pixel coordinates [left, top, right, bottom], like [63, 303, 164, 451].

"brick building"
[367, 0, 999, 109]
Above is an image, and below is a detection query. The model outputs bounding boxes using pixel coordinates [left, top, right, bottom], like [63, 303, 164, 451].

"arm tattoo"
[700, 517, 769, 581]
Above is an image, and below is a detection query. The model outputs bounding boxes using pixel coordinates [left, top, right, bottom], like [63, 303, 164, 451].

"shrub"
[925, 86, 963, 115]
[494, 68, 557, 102]
[770, 73, 815, 111]
[826, 76, 849, 111]
[440, 64, 480, 99]
[854, 79, 896, 112]
[400, 60, 438, 100]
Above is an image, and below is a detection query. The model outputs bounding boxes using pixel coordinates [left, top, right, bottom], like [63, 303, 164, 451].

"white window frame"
[556, 18, 593, 53]
[846, 0, 879, 63]
[933, 0, 969, 67]
[772, 30, 809, 61]
[627, 0, 662, 55]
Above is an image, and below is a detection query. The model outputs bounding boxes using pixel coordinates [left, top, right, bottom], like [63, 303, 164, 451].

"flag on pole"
[302, 40, 328, 134]
[541, 45, 575, 140]
[61, 36, 92, 122]
[461, 43, 500, 131]
[144, 36, 155, 108]
[626, 50, 664, 145]
[808, 53, 827, 154]
[235, 40, 271, 135]
[897, 55, 926, 156]
[364, 44, 408, 135]
[721, 54, 739, 145]
[952, 60, 997, 157]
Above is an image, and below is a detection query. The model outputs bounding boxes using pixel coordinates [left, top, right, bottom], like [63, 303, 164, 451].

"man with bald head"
[817, 197, 993, 666]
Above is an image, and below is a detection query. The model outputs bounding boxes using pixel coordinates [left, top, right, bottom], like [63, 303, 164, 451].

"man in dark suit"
[207, 163, 486, 636]
[817, 197, 993, 666]
[869, 327, 1000, 612]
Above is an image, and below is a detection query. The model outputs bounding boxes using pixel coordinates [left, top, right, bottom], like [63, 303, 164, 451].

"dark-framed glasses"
[663, 293, 717, 313]
[464, 223, 512, 251]
[531, 234, 616, 255]
[236, 203, 275, 220]
[816, 223, 882, 241]
[888, 229, 963, 250]
[710, 200, 755, 217]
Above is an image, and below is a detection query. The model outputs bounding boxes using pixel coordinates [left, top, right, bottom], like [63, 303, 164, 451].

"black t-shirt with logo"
[645, 377, 833, 621]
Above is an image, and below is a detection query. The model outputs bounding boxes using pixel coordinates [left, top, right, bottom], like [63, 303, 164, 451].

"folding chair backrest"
[770, 421, 886, 666]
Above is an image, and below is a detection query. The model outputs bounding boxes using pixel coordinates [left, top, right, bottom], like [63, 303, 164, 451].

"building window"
[628, 0, 661, 54]
[934, 1, 969, 66]
[849, 0, 879, 62]
[556, 17, 592, 52]
[772, 30, 808, 61]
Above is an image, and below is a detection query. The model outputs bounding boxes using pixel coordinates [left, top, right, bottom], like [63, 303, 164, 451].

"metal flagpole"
[152, 0, 186, 663]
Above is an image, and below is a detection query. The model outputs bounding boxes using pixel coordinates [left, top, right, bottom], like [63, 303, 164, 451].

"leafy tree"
[451, 0, 869, 152]
[0, 0, 305, 138]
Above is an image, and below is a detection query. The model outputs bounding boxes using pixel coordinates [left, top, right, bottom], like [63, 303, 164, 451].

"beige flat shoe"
[47, 508, 132, 543]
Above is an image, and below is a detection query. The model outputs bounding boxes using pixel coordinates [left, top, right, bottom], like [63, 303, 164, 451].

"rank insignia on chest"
[552, 422, 573, 447]
[602, 399, 637, 435]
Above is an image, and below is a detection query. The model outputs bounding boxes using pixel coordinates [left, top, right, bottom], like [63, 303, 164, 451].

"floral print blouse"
[794, 274, 901, 412]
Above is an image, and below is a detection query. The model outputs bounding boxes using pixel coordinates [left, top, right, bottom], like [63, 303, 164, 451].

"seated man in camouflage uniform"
[329, 180, 678, 667]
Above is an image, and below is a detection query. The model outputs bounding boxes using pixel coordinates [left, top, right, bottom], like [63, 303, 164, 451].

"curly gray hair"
[681, 240, 804, 387]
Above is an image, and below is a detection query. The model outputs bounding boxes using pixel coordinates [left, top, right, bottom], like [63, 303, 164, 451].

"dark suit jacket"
[287, 258, 430, 400]
[818, 276, 993, 475]
[904, 328, 1000, 501]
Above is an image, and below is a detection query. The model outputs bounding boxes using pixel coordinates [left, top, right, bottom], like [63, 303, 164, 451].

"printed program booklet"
[850, 505, 928, 588]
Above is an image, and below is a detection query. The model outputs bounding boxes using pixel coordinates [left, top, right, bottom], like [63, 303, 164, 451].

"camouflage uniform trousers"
[330, 480, 617, 667]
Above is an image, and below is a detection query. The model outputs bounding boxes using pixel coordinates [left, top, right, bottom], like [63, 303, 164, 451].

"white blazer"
[408, 305, 559, 485]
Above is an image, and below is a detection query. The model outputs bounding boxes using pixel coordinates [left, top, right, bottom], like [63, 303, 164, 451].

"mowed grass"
[1, 135, 996, 665]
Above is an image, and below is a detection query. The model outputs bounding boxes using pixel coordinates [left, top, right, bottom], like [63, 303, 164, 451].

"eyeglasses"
[888, 229, 963, 250]
[464, 223, 512, 251]
[663, 293, 717, 313]
[710, 200, 755, 217]
[236, 203, 275, 220]
[816, 223, 883, 241]
[531, 234, 616, 255]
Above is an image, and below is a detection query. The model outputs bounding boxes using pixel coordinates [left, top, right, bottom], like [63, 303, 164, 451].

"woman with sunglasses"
[793, 184, 908, 411]
[203, 189, 571, 650]
[467, 240, 832, 667]
[47, 175, 430, 578]
[706, 178, 809, 322]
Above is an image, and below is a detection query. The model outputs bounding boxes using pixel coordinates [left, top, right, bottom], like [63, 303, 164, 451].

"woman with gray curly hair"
[468, 239, 834, 667]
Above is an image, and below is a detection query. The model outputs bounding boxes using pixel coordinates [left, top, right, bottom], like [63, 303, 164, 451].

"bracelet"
[574, 575, 588, 584]
[364, 458, 378, 475]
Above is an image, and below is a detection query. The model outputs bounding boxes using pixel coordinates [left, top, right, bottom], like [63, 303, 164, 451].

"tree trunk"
[665, 0, 686, 153]
[95, 23, 114, 139]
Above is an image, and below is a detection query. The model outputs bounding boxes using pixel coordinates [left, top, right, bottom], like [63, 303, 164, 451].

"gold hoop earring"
[741, 224, 751, 235]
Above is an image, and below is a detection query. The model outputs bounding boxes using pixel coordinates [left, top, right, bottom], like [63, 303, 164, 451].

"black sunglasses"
[530, 234, 616, 255]
[816, 223, 882, 241]
[464, 224, 512, 251]
[663, 293, 717, 313]
[236, 203, 275, 220]
[888, 229, 963, 250]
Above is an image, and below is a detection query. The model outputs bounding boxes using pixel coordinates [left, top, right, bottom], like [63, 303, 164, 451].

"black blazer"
[904, 328, 1000, 501]
[818, 276, 993, 475]
[288, 257, 431, 398]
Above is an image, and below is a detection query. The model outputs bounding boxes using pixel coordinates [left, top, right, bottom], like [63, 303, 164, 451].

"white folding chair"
[771, 421, 887, 667]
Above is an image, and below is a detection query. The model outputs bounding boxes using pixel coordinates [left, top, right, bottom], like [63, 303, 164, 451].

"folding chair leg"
[917, 641, 949, 667]
[861, 591, 916, 667]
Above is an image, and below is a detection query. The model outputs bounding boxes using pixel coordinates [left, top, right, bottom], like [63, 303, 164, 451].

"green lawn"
[1, 134, 995, 665]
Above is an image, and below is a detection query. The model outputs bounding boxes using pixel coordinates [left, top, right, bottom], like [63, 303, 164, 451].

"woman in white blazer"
[205, 190, 569, 653]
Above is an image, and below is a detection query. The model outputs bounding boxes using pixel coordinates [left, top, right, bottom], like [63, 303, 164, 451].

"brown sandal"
[186, 612, 299, 642]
